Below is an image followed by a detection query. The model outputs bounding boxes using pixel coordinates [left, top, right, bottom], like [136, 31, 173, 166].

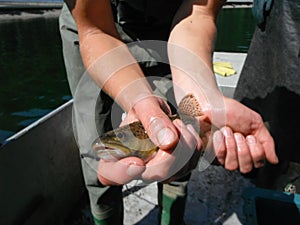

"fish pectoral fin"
[178, 94, 203, 117]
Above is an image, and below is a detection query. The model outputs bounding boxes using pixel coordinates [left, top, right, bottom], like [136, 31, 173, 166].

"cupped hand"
[211, 97, 278, 173]
[213, 128, 267, 174]
[141, 119, 202, 183]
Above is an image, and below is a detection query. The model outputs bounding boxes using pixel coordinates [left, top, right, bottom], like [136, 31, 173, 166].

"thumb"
[98, 157, 146, 186]
[133, 96, 178, 149]
[148, 117, 178, 148]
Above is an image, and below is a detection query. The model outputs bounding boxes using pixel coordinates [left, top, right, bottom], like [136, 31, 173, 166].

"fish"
[92, 94, 210, 161]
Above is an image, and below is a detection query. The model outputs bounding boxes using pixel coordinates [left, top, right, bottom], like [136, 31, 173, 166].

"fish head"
[92, 121, 158, 161]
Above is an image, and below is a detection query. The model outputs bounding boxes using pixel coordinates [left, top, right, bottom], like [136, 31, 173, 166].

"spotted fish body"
[92, 94, 204, 161]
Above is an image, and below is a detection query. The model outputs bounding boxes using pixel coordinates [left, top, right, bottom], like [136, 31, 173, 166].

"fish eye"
[117, 132, 124, 139]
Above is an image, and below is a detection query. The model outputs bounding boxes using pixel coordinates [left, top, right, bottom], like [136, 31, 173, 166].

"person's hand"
[212, 97, 278, 173]
[97, 95, 203, 185]
[141, 118, 203, 183]
[170, 67, 277, 174]
[120, 96, 178, 149]
[171, 71, 278, 174]
[171, 57, 278, 173]
[97, 157, 146, 185]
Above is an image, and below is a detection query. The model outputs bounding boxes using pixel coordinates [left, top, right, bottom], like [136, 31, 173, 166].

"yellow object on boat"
[213, 61, 236, 77]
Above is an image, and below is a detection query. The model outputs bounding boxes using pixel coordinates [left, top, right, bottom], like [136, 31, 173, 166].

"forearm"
[169, 0, 225, 67]
[168, 0, 225, 118]
[79, 32, 152, 112]
[68, 0, 152, 112]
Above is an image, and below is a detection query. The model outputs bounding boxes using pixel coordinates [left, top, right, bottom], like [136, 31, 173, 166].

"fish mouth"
[93, 143, 116, 151]
[93, 141, 125, 152]
[93, 141, 130, 160]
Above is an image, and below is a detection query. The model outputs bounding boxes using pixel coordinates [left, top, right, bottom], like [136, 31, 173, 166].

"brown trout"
[92, 94, 208, 161]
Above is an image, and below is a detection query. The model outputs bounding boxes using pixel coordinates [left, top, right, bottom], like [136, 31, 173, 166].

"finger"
[246, 135, 266, 168]
[186, 123, 202, 150]
[98, 157, 146, 186]
[258, 126, 278, 164]
[133, 96, 178, 149]
[141, 149, 175, 183]
[142, 119, 197, 183]
[234, 133, 253, 174]
[173, 119, 199, 152]
[221, 127, 238, 171]
[213, 130, 226, 165]
[148, 116, 178, 148]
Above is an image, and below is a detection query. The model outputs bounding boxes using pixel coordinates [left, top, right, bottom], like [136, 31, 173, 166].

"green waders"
[157, 175, 190, 225]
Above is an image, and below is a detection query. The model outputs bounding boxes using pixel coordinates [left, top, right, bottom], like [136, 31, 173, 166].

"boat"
[0, 99, 86, 225]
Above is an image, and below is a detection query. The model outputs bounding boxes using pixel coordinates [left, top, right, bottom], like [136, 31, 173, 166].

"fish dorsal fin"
[178, 94, 203, 117]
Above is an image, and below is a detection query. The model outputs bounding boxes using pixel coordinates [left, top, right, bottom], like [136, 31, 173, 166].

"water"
[0, 10, 72, 142]
[215, 7, 256, 52]
[0, 7, 256, 143]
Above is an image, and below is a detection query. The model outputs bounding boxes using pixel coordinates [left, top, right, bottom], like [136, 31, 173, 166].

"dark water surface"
[216, 7, 256, 52]
[0, 11, 72, 142]
[0, 7, 256, 143]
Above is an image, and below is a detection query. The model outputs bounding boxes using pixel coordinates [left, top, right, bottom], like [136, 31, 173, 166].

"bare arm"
[168, 0, 226, 119]
[170, 0, 225, 67]
[168, 0, 278, 172]
[66, 0, 180, 150]
[66, 0, 153, 112]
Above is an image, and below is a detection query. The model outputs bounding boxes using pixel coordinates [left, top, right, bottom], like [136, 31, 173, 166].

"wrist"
[117, 90, 154, 113]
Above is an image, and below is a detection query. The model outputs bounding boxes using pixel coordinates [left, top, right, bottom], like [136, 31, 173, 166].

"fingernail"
[157, 127, 176, 146]
[223, 127, 233, 137]
[213, 131, 223, 142]
[234, 133, 244, 143]
[127, 164, 144, 177]
[246, 135, 257, 144]
[149, 117, 176, 146]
